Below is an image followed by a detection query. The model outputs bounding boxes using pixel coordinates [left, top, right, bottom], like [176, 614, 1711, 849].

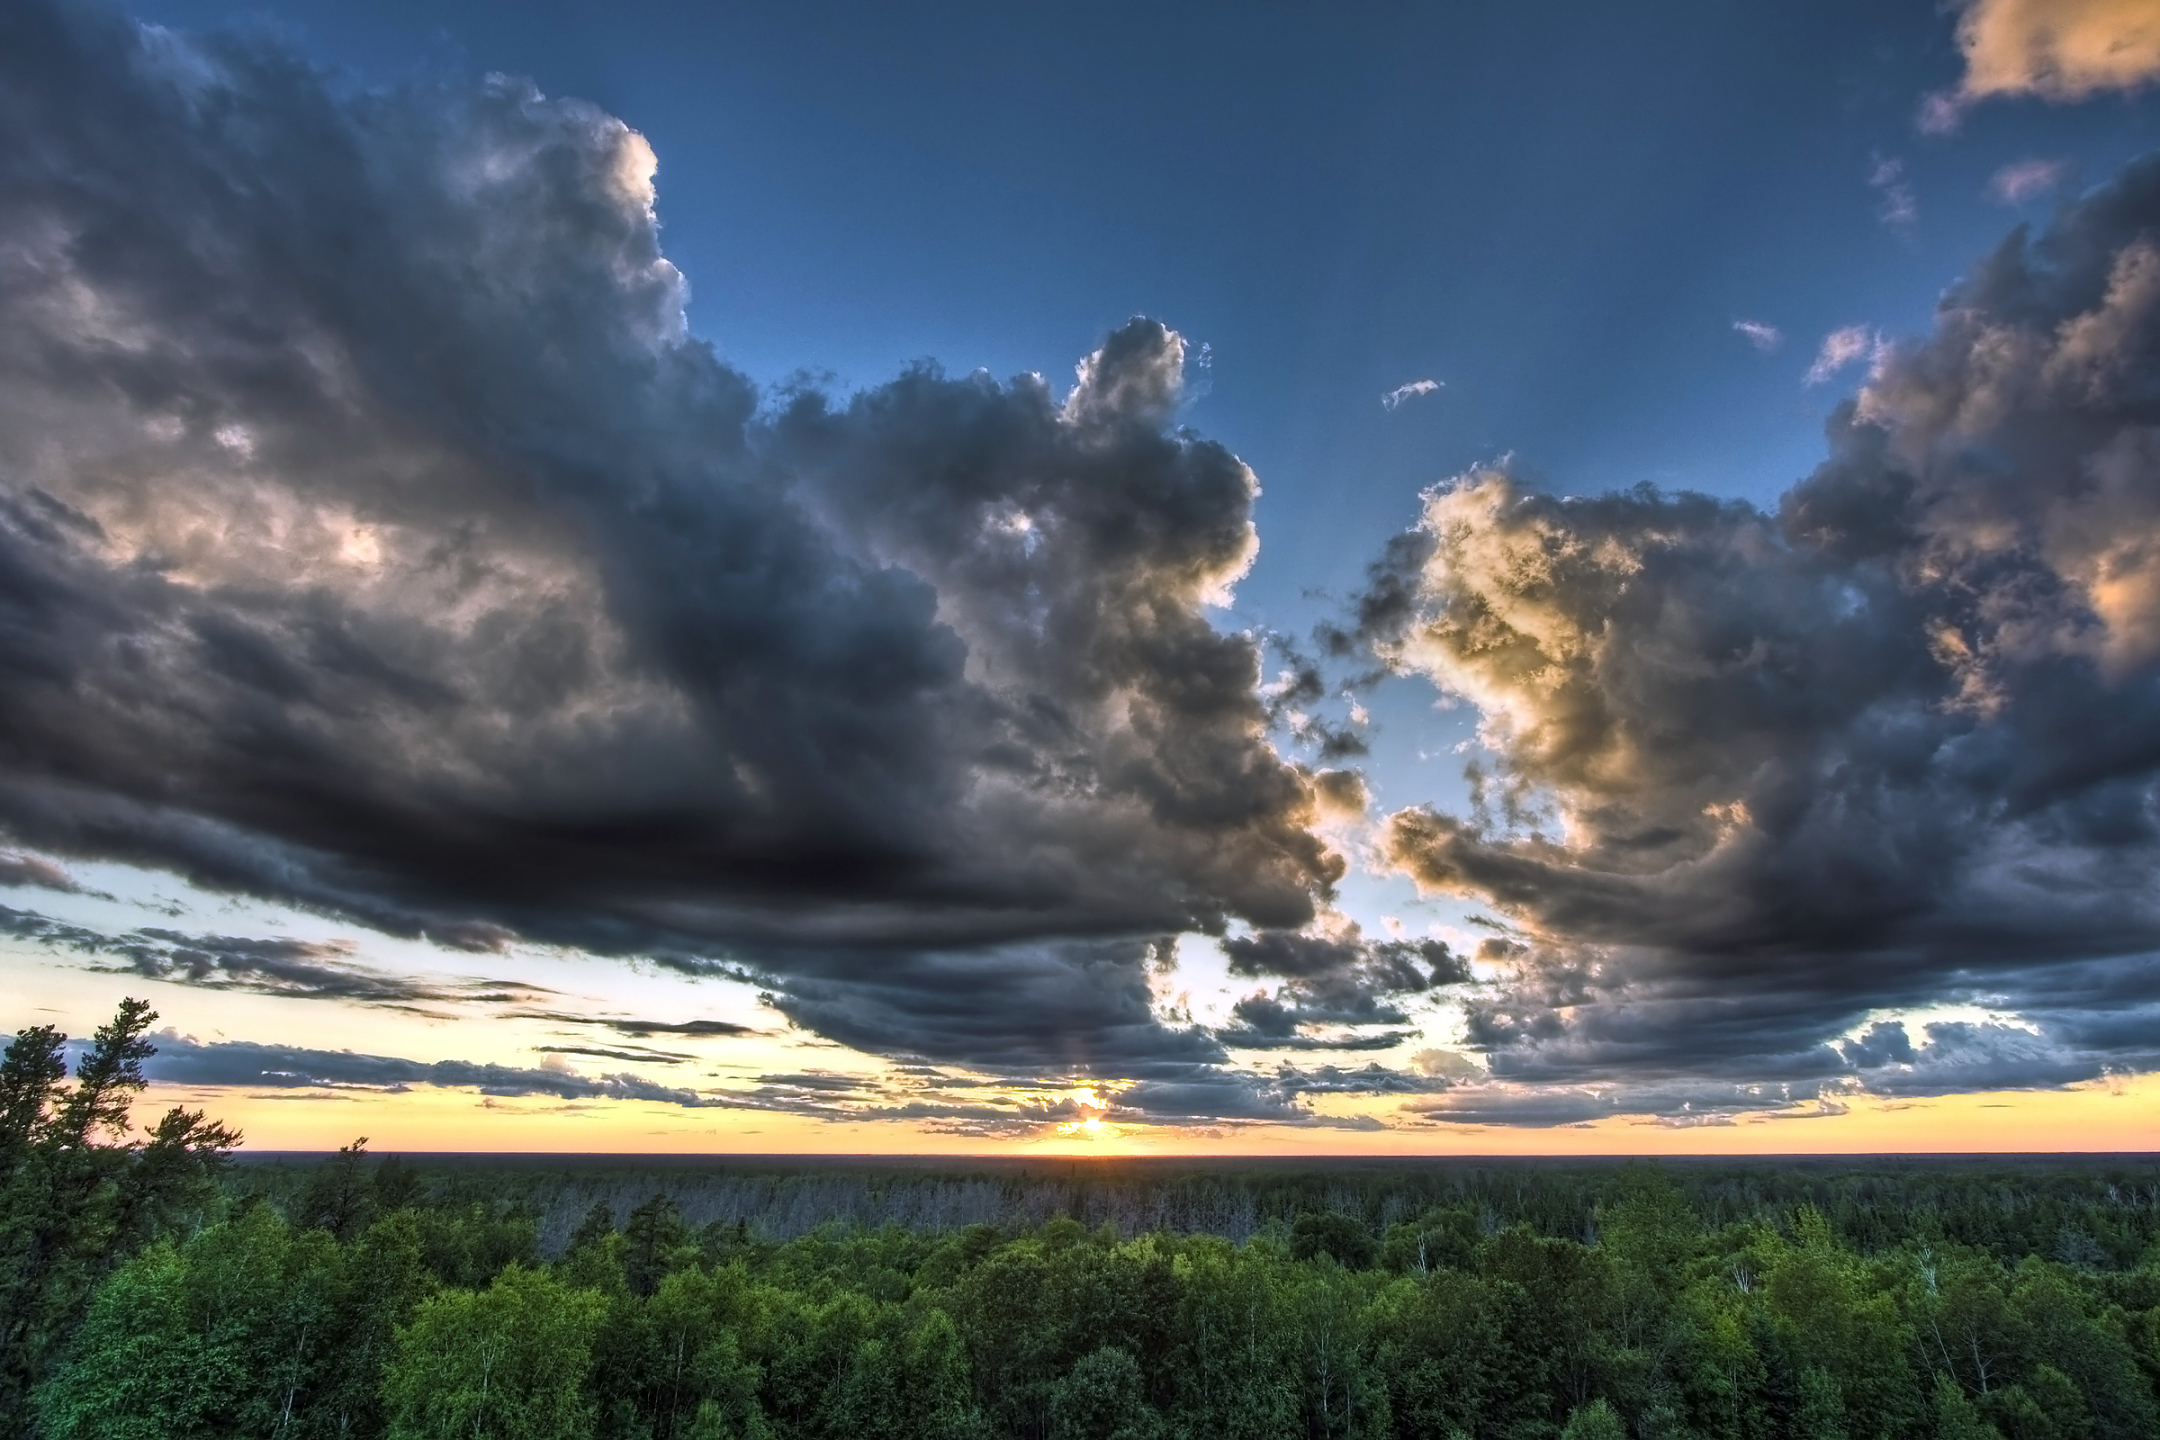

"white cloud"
[1732, 319, 1782, 352]
[1805, 325, 1884, 385]
[1924, 0, 2160, 130]
[1990, 158, 2069, 205]
[1381, 378, 1443, 410]
[1918, 93, 1967, 135]
[1869, 155, 1918, 231]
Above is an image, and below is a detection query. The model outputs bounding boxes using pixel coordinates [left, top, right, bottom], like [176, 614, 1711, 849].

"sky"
[7, 0, 2160, 1152]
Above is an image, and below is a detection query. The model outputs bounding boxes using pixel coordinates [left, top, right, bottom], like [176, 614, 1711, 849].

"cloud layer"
[12, 0, 2160, 1131]
[1927, 0, 2160, 129]
[1353, 154, 2160, 1105]
[1955, 0, 2160, 102]
[0, 1, 1353, 1083]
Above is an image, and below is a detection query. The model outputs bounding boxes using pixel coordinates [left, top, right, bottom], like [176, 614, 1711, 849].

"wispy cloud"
[1869, 154, 1918, 232]
[0, 852, 101, 897]
[513, 1011, 759, 1039]
[534, 1045, 695, 1065]
[1990, 158, 2069, 205]
[0, 905, 544, 1013]
[1381, 379, 1443, 410]
[1732, 319, 1782, 352]
[138, 1030, 724, 1107]
[1805, 325, 1884, 385]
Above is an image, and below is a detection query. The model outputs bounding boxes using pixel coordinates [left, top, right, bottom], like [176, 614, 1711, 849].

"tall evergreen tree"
[0, 1000, 238, 1430]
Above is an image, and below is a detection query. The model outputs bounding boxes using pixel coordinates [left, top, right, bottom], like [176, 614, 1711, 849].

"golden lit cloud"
[1927, 0, 2160, 128]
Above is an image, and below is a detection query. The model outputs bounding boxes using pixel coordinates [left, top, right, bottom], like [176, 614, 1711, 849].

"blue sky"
[124, 0, 2160, 812]
[123, 1, 2154, 518]
[11, 0, 2160, 1149]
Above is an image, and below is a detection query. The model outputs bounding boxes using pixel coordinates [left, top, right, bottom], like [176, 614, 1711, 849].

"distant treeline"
[225, 1149, 2160, 1267]
[8, 1005, 2160, 1439]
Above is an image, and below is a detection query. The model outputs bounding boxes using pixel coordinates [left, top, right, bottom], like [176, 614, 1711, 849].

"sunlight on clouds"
[105, 1066, 2160, 1156]
[1927, 0, 2160, 129]
[1731, 319, 1781, 352]
[10, 0, 2160, 1152]
[1837, 1003, 2043, 1047]
[1959, 0, 2160, 100]
[1381, 379, 1443, 410]
[1990, 157, 2070, 204]
[1053, 1085, 1113, 1139]
[1805, 325, 1884, 385]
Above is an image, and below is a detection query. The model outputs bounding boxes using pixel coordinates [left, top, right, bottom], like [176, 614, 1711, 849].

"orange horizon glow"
[137, 1072, 2160, 1159]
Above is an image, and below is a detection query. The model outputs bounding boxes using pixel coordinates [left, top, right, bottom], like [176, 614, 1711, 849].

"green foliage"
[1932, 1371, 2005, 1440]
[383, 1264, 606, 1440]
[1561, 1396, 1626, 1440]
[31, 1200, 429, 1440]
[21, 1110, 2160, 1440]
[295, 1137, 376, 1243]
[22, 1139, 545, 1440]
[0, 1000, 239, 1430]
[1049, 1346, 1159, 1440]
[412, 1198, 542, 1288]
[624, 1191, 694, 1298]
[1290, 1211, 1379, 1270]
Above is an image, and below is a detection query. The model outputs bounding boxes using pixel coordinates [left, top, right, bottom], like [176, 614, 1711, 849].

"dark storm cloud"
[140, 1030, 719, 1107]
[535, 1045, 692, 1066]
[1214, 994, 1413, 1051]
[0, 853, 97, 896]
[1276, 1062, 1450, 1096]
[0, 906, 111, 956]
[1838, 1020, 1917, 1069]
[1212, 928, 1462, 1050]
[1351, 150, 2160, 1110]
[1107, 1072, 1384, 1130]
[754, 1072, 872, 1093]
[0, 903, 544, 1009]
[1835, 1019, 2107, 1095]
[756, 938, 1232, 1077]
[515, 1013, 760, 1041]
[0, 0, 1347, 1095]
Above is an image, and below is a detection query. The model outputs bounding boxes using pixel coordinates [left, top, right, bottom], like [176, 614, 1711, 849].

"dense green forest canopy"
[7, 1004, 2160, 1440]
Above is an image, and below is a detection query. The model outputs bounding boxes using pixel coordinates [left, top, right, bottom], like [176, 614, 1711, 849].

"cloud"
[1275, 1061, 1450, 1097]
[0, 0, 1347, 1095]
[1733, 320, 1783, 353]
[1835, 1018, 2103, 1094]
[754, 1072, 872, 1093]
[515, 1013, 759, 1040]
[535, 1045, 694, 1065]
[1869, 155, 1919, 232]
[1926, 0, 2160, 130]
[1209, 925, 1466, 1050]
[137, 1029, 721, 1107]
[1215, 988, 1413, 1051]
[0, 904, 537, 1010]
[1991, 158, 2071, 205]
[1342, 151, 2160, 1103]
[1805, 326, 1884, 384]
[1382, 379, 1443, 410]
[0, 852, 96, 895]
[749, 936, 1258, 1079]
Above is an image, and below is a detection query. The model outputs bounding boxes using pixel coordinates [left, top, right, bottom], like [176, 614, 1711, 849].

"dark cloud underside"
[12, 0, 2160, 1126]
[0, 0, 1346, 1082]
[1355, 154, 2160, 1102]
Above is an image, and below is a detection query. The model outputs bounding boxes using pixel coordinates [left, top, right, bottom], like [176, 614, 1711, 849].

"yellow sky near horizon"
[11, 866, 2158, 1159]
[125, 1064, 2160, 1160]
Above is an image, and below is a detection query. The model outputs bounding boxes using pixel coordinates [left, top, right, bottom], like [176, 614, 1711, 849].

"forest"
[6, 1004, 2160, 1440]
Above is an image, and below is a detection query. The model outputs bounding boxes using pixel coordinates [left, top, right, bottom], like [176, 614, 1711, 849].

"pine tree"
[295, 1137, 375, 1242]
[0, 999, 239, 1429]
